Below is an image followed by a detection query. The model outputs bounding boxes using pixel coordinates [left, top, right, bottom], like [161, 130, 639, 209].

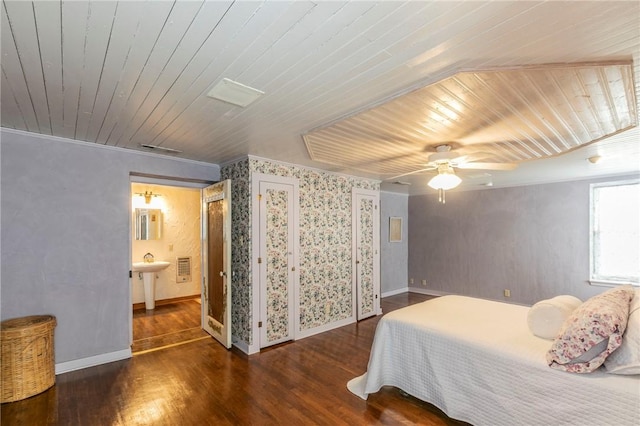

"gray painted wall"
[380, 191, 408, 294]
[408, 176, 638, 305]
[1, 129, 219, 363]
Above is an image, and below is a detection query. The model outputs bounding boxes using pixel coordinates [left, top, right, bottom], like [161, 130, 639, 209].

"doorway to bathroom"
[130, 181, 207, 353]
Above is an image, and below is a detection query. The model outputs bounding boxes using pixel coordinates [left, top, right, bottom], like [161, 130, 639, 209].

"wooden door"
[352, 189, 380, 320]
[202, 180, 232, 348]
[257, 178, 298, 348]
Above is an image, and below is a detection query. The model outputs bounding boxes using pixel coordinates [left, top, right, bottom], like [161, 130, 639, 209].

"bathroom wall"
[1, 129, 219, 370]
[380, 191, 409, 295]
[131, 183, 201, 304]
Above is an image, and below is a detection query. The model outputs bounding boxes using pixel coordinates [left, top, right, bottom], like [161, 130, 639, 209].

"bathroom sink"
[132, 261, 171, 310]
[132, 261, 170, 273]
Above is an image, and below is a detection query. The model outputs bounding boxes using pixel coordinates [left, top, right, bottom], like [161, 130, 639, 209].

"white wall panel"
[0, 2, 41, 133]
[83, 1, 149, 143]
[94, 0, 176, 144]
[60, 0, 90, 139]
[32, 1, 63, 135]
[104, 0, 207, 146]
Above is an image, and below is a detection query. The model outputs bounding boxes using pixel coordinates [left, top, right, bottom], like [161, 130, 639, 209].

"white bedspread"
[347, 295, 640, 426]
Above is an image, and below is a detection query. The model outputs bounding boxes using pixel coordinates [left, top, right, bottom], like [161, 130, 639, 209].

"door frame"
[201, 180, 232, 348]
[250, 173, 300, 353]
[128, 175, 212, 347]
[351, 188, 381, 321]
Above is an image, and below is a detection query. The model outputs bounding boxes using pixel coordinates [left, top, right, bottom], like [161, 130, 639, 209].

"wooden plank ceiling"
[1, 1, 639, 193]
[303, 62, 637, 177]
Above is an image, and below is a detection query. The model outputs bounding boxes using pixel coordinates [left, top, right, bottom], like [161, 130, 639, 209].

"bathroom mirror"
[135, 208, 162, 240]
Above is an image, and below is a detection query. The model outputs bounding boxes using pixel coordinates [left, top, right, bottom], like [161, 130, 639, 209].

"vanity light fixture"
[135, 191, 161, 204]
[428, 163, 462, 204]
[588, 155, 602, 164]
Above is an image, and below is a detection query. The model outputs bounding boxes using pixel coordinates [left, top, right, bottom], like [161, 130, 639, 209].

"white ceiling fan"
[390, 144, 518, 179]
[390, 144, 518, 203]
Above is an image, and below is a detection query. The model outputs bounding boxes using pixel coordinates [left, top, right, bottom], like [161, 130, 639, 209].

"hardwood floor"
[1, 293, 469, 425]
[132, 299, 208, 353]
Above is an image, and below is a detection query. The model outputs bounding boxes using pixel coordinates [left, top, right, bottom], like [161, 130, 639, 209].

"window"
[590, 179, 639, 286]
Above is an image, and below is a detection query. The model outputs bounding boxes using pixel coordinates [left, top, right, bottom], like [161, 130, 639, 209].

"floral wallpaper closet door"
[353, 189, 380, 320]
[258, 178, 299, 348]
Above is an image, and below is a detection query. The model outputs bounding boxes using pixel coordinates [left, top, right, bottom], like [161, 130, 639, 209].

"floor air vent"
[176, 257, 192, 283]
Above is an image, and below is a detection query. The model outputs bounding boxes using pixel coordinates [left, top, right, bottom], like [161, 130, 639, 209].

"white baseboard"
[407, 287, 450, 296]
[232, 339, 248, 354]
[55, 348, 132, 375]
[381, 287, 410, 298]
[232, 338, 260, 355]
[296, 316, 356, 340]
[383, 287, 450, 297]
[407, 288, 527, 306]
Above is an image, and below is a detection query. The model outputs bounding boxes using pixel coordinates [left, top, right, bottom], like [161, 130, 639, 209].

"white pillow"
[527, 295, 583, 340]
[604, 288, 640, 375]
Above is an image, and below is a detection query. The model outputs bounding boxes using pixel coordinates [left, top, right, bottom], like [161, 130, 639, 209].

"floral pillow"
[604, 288, 640, 375]
[546, 285, 634, 373]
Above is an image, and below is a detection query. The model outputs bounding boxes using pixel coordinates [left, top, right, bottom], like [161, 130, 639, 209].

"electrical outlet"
[409, 278, 414, 285]
[504, 289, 511, 297]
[421, 279, 427, 286]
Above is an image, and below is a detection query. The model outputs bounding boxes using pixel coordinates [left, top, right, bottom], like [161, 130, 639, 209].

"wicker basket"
[1, 315, 56, 403]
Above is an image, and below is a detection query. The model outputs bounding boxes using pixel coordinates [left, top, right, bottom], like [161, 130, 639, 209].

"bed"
[347, 295, 640, 426]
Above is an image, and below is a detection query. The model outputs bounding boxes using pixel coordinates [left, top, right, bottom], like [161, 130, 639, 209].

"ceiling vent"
[139, 144, 182, 154]
[206, 78, 264, 107]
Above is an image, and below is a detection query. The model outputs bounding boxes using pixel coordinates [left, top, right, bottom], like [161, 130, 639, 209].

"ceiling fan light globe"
[428, 173, 461, 190]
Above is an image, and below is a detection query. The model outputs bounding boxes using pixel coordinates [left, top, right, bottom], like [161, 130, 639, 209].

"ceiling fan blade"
[388, 166, 437, 180]
[457, 162, 517, 171]
[453, 151, 492, 164]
